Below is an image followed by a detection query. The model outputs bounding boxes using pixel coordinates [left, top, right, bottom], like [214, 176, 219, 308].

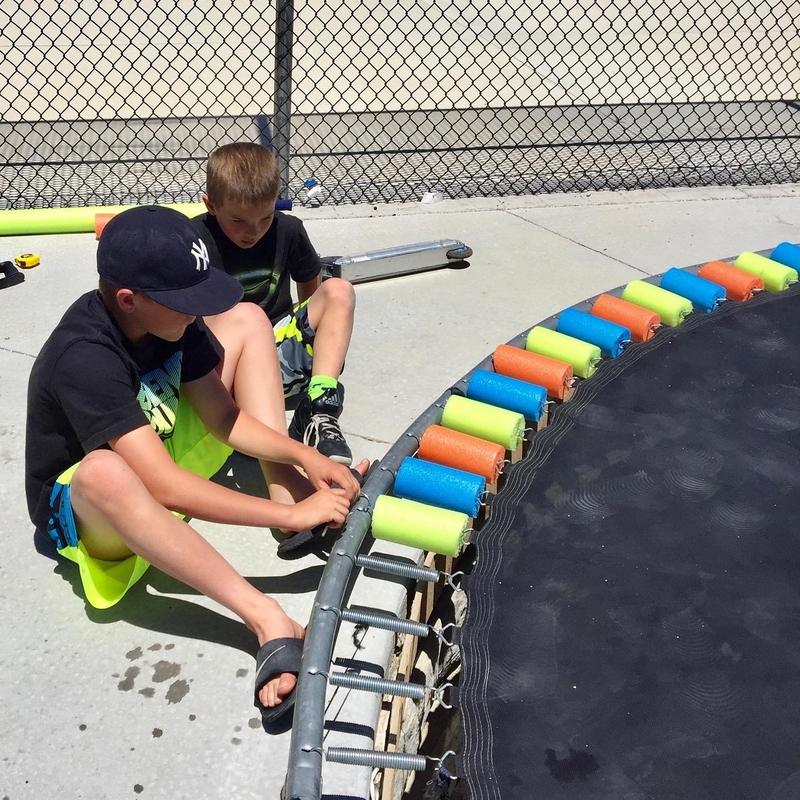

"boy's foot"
[288, 384, 353, 465]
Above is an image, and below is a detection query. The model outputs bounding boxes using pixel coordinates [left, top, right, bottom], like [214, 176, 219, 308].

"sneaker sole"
[328, 454, 353, 466]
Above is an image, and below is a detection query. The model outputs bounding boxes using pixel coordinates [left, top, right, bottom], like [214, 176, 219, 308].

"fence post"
[273, 0, 294, 199]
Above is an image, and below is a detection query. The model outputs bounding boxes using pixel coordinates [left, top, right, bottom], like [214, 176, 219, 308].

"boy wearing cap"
[193, 142, 356, 466]
[25, 205, 363, 725]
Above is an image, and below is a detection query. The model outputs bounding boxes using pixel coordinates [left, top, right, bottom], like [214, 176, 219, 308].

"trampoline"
[460, 274, 800, 800]
[285, 243, 800, 800]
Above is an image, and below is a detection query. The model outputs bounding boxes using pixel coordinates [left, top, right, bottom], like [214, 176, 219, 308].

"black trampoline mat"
[459, 286, 800, 800]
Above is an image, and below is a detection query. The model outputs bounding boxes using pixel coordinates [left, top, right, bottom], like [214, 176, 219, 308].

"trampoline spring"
[326, 748, 429, 771]
[340, 607, 430, 637]
[356, 554, 440, 583]
[329, 671, 426, 700]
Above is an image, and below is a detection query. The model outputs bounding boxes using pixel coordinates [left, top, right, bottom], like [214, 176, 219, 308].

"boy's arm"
[109, 422, 351, 531]
[295, 276, 321, 304]
[181, 369, 360, 496]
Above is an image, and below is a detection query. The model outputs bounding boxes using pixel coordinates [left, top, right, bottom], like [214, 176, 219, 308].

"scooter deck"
[321, 240, 472, 284]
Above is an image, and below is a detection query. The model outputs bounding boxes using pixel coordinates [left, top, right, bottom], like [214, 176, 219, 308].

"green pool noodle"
[0, 202, 205, 236]
[441, 395, 525, 451]
[372, 495, 469, 557]
[734, 251, 798, 292]
[524, 326, 602, 378]
[621, 280, 693, 326]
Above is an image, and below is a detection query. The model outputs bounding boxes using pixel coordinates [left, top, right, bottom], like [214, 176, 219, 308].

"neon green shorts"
[47, 393, 233, 609]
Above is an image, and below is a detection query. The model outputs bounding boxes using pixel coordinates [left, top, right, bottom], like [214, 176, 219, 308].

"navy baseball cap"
[97, 205, 243, 316]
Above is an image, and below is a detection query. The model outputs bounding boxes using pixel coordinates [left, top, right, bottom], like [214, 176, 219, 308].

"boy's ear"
[202, 194, 216, 215]
[115, 288, 137, 313]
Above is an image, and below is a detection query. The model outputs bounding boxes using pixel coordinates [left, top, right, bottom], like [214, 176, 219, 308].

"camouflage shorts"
[273, 300, 315, 399]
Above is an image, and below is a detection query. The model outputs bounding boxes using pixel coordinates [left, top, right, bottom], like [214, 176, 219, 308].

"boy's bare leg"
[70, 449, 300, 709]
[204, 303, 313, 505]
[305, 278, 355, 379]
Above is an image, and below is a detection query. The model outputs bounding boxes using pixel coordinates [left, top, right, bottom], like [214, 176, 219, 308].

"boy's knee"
[71, 449, 139, 506]
[228, 301, 274, 334]
[321, 277, 355, 311]
[212, 302, 275, 353]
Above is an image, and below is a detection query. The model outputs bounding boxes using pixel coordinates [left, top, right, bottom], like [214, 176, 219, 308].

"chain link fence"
[2, 0, 799, 210]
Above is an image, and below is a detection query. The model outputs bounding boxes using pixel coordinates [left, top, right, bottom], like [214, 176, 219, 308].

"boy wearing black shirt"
[25, 206, 364, 724]
[193, 142, 356, 466]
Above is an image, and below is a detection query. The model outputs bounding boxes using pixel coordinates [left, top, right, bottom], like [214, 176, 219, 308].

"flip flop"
[276, 521, 327, 555]
[254, 636, 304, 725]
[276, 463, 377, 557]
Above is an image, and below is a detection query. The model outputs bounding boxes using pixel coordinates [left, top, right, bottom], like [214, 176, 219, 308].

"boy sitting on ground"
[25, 206, 365, 724]
[193, 142, 356, 466]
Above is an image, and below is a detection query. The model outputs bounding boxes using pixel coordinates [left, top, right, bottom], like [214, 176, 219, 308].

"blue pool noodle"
[394, 457, 485, 517]
[556, 307, 630, 358]
[771, 242, 800, 271]
[466, 369, 547, 422]
[660, 268, 726, 313]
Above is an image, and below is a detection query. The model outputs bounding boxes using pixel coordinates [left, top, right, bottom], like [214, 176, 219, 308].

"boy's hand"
[300, 451, 363, 501]
[284, 488, 350, 532]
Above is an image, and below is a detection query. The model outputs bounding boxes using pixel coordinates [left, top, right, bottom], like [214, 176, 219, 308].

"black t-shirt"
[25, 291, 220, 531]
[193, 211, 321, 324]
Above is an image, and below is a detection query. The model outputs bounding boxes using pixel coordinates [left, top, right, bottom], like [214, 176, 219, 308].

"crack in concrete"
[0, 345, 35, 358]
[505, 210, 651, 275]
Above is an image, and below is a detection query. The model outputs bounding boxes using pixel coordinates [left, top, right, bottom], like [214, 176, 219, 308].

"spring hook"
[435, 623, 460, 647]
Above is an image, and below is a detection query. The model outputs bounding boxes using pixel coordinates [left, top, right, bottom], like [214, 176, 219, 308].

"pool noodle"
[493, 344, 573, 400]
[0, 203, 204, 236]
[621, 280, 693, 326]
[372, 495, 469, 557]
[659, 268, 726, 313]
[441, 395, 525, 451]
[591, 294, 660, 342]
[697, 261, 763, 302]
[556, 307, 630, 357]
[0, 198, 293, 237]
[734, 251, 797, 292]
[418, 425, 505, 484]
[466, 370, 547, 422]
[525, 326, 602, 379]
[394, 457, 485, 517]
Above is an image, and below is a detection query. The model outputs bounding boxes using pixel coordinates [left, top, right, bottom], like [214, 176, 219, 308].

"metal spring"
[356, 553, 440, 583]
[329, 671, 425, 699]
[340, 607, 430, 637]
[327, 748, 429, 771]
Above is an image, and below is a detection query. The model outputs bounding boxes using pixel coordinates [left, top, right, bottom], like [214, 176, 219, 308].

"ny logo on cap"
[191, 239, 210, 272]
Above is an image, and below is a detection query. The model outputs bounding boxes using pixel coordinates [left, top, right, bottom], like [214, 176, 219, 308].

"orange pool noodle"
[591, 294, 660, 342]
[697, 260, 764, 302]
[418, 425, 505, 484]
[94, 212, 116, 240]
[493, 343, 572, 400]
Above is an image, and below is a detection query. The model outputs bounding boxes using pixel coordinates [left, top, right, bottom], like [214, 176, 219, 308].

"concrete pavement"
[2, 183, 800, 800]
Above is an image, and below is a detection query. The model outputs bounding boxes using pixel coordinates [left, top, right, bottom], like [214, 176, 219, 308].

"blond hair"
[206, 142, 281, 206]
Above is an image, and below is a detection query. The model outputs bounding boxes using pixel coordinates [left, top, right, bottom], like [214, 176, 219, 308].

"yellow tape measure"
[14, 253, 40, 269]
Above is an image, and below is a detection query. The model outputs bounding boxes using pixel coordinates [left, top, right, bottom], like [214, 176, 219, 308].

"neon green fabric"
[56, 393, 232, 609]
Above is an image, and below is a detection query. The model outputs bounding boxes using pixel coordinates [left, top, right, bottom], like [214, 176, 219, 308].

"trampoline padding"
[459, 285, 800, 800]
